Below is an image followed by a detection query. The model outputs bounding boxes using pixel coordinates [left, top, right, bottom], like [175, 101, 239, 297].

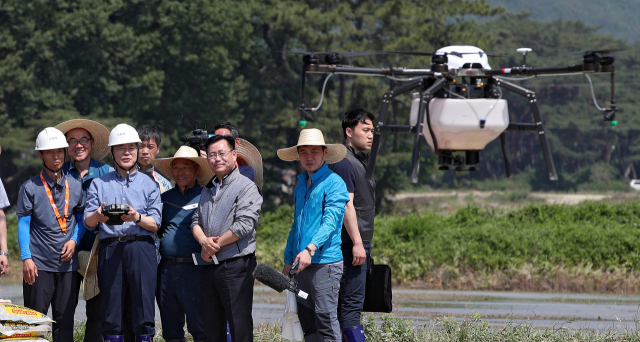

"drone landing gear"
[495, 77, 558, 181]
[438, 151, 480, 172]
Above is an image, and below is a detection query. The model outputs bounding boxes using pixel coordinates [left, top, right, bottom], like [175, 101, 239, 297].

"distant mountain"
[483, 0, 640, 43]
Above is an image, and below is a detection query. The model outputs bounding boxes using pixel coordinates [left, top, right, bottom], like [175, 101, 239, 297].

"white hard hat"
[35, 127, 69, 151]
[108, 124, 141, 147]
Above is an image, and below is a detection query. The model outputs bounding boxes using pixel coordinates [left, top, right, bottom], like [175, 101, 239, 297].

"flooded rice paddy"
[1, 283, 639, 331]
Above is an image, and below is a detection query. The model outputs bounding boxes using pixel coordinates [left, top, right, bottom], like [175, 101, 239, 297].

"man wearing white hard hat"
[84, 123, 162, 342]
[16, 127, 86, 341]
[152, 146, 213, 342]
[278, 128, 350, 342]
[56, 118, 113, 342]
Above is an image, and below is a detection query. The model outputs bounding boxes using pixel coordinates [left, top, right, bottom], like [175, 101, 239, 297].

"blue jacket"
[284, 163, 349, 265]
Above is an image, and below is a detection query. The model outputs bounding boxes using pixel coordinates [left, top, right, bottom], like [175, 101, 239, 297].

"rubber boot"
[342, 325, 366, 342]
[226, 322, 232, 342]
[103, 335, 123, 342]
[135, 335, 154, 342]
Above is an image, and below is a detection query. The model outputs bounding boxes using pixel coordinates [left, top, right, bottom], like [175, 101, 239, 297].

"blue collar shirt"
[16, 171, 84, 272]
[84, 169, 162, 240]
[62, 159, 113, 251]
[159, 184, 202, 258]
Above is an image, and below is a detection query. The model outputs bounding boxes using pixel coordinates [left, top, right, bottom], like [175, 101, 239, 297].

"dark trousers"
[74, 275, 102, 342]
[338, 244, 371, 328]
[98, 238, 157, 336]
[201, 254, 256, 342]
[23, 270, 78, 342]
[157, 260, 204, 341]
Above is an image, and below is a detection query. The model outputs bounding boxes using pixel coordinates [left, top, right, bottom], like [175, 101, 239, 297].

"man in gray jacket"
[191, 135, 263, 342]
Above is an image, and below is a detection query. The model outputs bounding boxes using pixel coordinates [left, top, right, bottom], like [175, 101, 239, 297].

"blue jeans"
[156, 260, 204, 341]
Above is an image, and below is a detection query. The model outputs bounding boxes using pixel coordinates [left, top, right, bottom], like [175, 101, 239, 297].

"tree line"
[0, 0, 637, 212]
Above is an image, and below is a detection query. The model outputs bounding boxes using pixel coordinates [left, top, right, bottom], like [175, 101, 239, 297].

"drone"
[289, 45, 620, 183]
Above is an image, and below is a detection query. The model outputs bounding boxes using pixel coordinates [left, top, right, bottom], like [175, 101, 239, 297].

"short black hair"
[205, 135, 235, 153]
[213, 121, 239, 139]
[341, 108, 375, 139]
[137, 125, 162, 146]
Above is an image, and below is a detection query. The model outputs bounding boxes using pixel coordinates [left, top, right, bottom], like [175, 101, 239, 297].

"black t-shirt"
[329, 158, 355, 194]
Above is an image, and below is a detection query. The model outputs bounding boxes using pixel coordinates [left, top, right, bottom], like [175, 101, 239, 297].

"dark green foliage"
[372, 202, 640, 281]
[254, 202, 640, 283]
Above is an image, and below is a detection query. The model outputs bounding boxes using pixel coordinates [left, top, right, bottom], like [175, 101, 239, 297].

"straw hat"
[55, 119, 110, 160]
[277, 128, 347, 164]
[152, 146, 214, 187]
[237, 139, 263, 190]
[77, 237, 100, 301]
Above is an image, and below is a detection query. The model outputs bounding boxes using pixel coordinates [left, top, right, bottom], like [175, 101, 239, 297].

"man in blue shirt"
[278, 128, 350, 342]
[152, 146, 213, 342]
[56, 118, 112, 342]
[84, 124, 162, 342]
[17, 127, 86, 342]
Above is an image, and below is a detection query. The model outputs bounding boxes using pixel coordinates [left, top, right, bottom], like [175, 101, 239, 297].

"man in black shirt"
[329, 108, 376, 342]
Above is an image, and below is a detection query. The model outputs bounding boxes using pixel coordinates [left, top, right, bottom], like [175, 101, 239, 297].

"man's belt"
[100, 235, 152, 243]
[162, 257, 194, 264]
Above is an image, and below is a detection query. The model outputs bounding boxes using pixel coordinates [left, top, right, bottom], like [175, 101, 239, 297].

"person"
[136, 124, 172, 192]
[212, 122, 257, 182]
[277, 128, 350, 342]
[0, 146, 10, 276]
[191, 135, 263, 342]
[128, 124, 169, 341]
[152, 146, 214, 342]
[17, 128, 86, 341]
[328, 109, 376, 342]
[84, 123, 162, 342]
[55, 118, 113, 342]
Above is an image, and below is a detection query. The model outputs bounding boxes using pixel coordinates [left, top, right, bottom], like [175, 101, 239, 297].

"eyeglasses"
[113, 146, 138, 154]
[207, 150, 233, 159]
[68, 137, 92, 146]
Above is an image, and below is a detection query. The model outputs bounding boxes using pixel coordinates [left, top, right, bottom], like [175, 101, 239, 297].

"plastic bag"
[0, 320, 49, 339]
[281, 291, 304, 341]
[0, 305, 52, 325]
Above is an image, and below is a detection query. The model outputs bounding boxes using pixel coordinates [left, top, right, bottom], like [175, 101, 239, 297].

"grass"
[45, 315, 640, 341]
[255, 201, 640, 292]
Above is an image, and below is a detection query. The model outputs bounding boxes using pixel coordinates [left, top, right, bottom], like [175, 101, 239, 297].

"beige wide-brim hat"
[77, 237, 100, 301]
[153, 146, 214, 187]
[277, 128, 347, 165]
[237, 139, 263, 190]
[55, 119, 110, 160]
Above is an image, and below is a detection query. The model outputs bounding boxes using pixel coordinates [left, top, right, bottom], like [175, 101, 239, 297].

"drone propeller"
[283, 51, 390, 57]
[384, 50, 505, 58]
[560, 48, 626, 56]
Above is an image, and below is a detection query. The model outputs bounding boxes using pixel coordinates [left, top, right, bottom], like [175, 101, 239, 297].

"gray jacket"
[191, 167, 263, 261]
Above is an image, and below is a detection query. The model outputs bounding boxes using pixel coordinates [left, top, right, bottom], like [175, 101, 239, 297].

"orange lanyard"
[39, 172, 69, 233]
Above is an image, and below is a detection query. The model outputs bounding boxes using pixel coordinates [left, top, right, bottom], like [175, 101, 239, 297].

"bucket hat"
[277, 128, 347, 164]
[153, 146, 214, 187]
[55, 119, 110, 160]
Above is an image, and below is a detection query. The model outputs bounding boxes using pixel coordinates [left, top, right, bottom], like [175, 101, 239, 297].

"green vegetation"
[60, 314, 640, 341]
[252, 201, 640, 291]
[2, 0, 637, 212]
[484, 0, 640, 43]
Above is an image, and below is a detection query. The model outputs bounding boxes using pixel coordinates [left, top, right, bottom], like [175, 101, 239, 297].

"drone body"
[291, 45, 619, 183]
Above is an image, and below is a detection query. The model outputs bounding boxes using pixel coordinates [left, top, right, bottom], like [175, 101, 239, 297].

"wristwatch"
[134, 213, 142, 224]
[0, 252, 8, 257]
[305, 247, 315, 257]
